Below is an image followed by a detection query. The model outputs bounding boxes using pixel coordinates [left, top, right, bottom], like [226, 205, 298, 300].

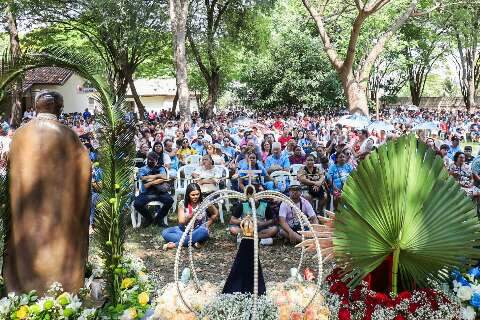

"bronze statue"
[3, 91, 92, 294]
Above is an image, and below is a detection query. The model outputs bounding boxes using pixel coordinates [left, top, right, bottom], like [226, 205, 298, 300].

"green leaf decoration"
[0, 47, 134, 304]
[333, 134, 480, 292]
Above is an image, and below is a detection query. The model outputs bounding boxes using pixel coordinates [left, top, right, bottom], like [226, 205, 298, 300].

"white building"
[126, 78, 198, 114]
[22, 67, 197, 114]
[23, 67, 99, 114]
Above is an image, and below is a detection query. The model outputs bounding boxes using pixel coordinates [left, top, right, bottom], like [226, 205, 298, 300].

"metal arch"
[173, 188, 324, 318]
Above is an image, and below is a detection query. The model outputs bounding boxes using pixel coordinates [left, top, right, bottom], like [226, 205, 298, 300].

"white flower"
[0, 297, 11, 315]
[78, 308, 96, 320]
[462, 306, 476, 320]
[67, 295, 82, 312]
[457, 286, 473, 301]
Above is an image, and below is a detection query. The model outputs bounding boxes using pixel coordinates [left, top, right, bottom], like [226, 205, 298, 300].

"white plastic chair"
[131, 167, 171, 228]
[173, 164, 198, 210]
[185, 154, 202, 165]
[214, 165, 231, 224]
[290, 164, 304, 183]
[269, 170, 293, 193]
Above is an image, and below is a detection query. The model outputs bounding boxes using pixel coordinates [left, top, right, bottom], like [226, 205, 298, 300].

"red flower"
[408, 302, 419, 313]
[363, 307, 374, 320]
[326, 269, 343, 283]
[397, 291, 412, 301]
[330, 282, 349, 298]
[393, 315, 406, 320]
[351, 287, 362, 301]
[338, 308, 351, 320]
[373, 292, 390, 305]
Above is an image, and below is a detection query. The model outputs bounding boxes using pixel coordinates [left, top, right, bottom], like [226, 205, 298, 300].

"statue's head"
[35, 91, 64, 117]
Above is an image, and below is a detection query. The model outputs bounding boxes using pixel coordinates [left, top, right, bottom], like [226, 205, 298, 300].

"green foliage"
[334, 135, 480, 292]
[0, 47, 134, 305]
[237, 0, 344, 110]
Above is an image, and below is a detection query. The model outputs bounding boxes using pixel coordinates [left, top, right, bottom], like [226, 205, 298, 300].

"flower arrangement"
[325, 269, 461, 320]
[97, 255, 153, 320]
[153, 281, 218, 320]
[0, 282, 96, 320]
[452, 267, 480, 320]
[153, 279, 329, 320]
[268, 281, 329, 320]
[198, 293, 279, 320]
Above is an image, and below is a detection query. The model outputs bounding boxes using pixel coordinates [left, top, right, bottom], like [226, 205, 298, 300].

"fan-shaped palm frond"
[333, 134, 480, 294]
[0, 47, 135, 304]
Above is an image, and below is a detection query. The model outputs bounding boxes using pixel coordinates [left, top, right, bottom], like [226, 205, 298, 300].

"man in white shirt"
[164, 121, 178, 139]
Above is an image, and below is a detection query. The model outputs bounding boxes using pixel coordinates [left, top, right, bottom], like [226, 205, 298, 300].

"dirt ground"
[115, 212, 320, 289]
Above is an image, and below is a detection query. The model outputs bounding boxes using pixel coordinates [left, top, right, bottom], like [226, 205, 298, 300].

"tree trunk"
[6, 1, 23, 128]
[342, 75, 369, 115]
[170, 0, 190, 118]
[172, 90, 178, 115]
[205, 71, 220, 119]
[127, 77, 146, 120]
[409, 76, 422, 107]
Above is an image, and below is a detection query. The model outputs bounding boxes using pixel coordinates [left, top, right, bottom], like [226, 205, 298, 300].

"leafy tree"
[24, 0, 170, 118]
[446, 3, 480, 111]
[187, 0, 271, 118]
[300, 0, 468, 115]
[238, 0, 344, 111]
[400, 17, 449, 107]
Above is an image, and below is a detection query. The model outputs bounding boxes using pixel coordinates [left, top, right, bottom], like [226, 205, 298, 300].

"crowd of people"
[1, 105, 480, 246]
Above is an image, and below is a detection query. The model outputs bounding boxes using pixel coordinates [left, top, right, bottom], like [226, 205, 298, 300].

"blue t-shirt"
[138, 165, 167, 193]
[298, 138, 314, 155]
[238, 160, 267, 185]
[328, 163, 353, 190]
[447, 145, 462, 159]
[265, 155, 290, 170]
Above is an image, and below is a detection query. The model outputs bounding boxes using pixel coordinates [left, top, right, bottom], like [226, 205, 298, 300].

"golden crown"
[240, 215, 254, 238]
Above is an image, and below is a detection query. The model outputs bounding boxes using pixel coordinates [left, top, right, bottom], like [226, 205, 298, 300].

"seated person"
[237, 151, 268, 192]
[265, 142, 291, 174]
[297, 154, 326, 212]
[134, 152, 174, 227]
[229, 190, 278, 244]
[278, 182, 319, 244]
[289, 145, 306, 165]
[162, 183, 218, 249]
[192, 154, 220, 196]
[448, 151, 480, 199]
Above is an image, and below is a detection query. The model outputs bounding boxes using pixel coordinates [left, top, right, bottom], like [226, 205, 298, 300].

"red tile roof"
[22, 67, 73, 92]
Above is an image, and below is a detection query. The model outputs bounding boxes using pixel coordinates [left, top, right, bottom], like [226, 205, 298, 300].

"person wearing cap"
[278, 181, 319, 244]
[447, 136, 462, 159]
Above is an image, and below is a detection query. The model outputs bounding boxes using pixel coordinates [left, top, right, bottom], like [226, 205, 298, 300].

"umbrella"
[407, 105, 419, 111]
[368, 121, 395, 132]
[412, 122, 439, 131]
[337, 114, 371, 129]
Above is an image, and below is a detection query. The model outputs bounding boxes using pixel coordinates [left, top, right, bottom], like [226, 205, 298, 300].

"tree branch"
[359, 0, 419, 82]
[302, 0, 343, 71]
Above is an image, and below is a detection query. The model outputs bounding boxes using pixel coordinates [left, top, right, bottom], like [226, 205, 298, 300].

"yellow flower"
[138, 292, 149, 305]
[128, 308, 137, 318]
[57, 292, 70, 306]
[15, 305, 29, 319]
[121, 277, 135, 289]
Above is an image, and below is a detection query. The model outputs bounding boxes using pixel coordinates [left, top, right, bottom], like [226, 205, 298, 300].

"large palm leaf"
[334, 134, 480, 293]
[0, 48, 134, 303]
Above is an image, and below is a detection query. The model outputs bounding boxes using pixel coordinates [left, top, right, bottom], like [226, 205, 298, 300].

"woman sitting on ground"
[162, 183, 218, 249]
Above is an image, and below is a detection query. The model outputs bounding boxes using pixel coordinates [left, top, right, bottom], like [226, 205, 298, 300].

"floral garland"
[325, 269, 461, 320]
[451, 267, 480, 320]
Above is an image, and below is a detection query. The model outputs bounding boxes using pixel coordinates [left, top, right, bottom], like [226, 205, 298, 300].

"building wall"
[126, 95, 198, 114]
[29, 74, 99, 114]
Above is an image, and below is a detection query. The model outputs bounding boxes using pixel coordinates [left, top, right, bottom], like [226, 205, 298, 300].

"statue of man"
[3, 91, 92, 294]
